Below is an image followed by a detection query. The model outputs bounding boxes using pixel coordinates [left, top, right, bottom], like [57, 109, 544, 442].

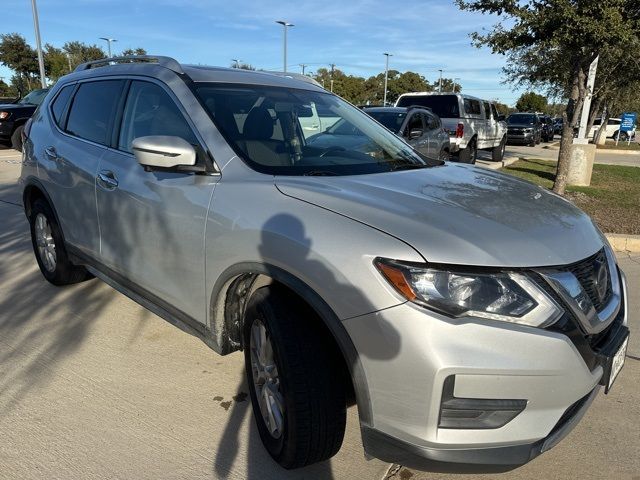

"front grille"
[565, 248, 612, 312]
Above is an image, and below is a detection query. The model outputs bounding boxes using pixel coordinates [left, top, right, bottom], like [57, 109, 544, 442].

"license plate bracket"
[601, 332, 629, 394]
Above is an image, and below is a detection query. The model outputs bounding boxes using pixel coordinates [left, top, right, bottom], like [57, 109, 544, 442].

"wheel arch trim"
[209, 261, 373, 425]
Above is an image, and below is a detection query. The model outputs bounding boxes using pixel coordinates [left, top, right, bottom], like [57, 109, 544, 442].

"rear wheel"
[243, 285, 346, 469]
[458, 139, 477, 164]
[11, 125, 24, 152]
[29, 199, 91, 285]
[491, 136, 506, 161]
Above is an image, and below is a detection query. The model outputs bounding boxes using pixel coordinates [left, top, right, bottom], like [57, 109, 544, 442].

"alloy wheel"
[249, 319, 285, 439]
[34, 213, 56, 272]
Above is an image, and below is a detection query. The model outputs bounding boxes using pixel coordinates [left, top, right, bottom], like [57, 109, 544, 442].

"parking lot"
[0, 146, 638, 480]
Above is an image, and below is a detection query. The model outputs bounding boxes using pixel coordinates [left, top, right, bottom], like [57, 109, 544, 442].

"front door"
[405, 112, 428, 155]
[95, 80, 218, 322]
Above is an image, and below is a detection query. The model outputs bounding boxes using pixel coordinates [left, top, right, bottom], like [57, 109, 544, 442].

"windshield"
[507, 114, 536, 125]
[196, 84, 441, 175]
[396, 94, 459, 118]
[365, 111, 406, 133]
[18, 88, 48, 106]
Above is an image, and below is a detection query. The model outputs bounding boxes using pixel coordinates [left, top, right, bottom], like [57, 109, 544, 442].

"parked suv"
[0, 87, 49, 151]
[506, 112, 543, 146]
[395, 92, 507, 164]
[363, 106, 450, 160]
[21, 56, 629, 473]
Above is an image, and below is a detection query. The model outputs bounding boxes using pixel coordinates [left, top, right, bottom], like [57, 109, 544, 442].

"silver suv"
[20, 56, 629, 472]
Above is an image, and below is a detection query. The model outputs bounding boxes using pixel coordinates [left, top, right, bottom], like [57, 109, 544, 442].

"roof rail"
[74, 55, 184, 74]
[264, 71, 322, 88]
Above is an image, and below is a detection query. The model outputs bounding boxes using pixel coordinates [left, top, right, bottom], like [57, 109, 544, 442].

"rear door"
[95, 79, 217, 322]
[42, 79, 125, 258]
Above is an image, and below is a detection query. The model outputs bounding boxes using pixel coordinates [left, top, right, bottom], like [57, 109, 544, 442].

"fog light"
[439, 376, 527, 429]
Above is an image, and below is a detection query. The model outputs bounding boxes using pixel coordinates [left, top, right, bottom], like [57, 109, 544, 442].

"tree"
[0, 33, 38, 92]
[456, 0, 640, 194]
[44, 44, 70, 81]
[231, 62, 255, 70]
[0, 78, 12, 97]
[435, 77, 461, 93]
[515, 92, 548, 112]
[121, 47, 147, 56]
[63, 41, 105, 66]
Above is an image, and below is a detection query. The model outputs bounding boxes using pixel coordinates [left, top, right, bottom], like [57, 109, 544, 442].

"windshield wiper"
[303, 170, 339, 176]
[388, 162, 429, 171]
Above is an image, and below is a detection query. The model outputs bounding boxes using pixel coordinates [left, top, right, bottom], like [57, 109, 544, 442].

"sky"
[2, 0, 526, 105]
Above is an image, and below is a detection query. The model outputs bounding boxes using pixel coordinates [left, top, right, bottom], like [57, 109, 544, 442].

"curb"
[477, 156, 521, 170]
[606, 234, 640, 253]
[595, 148, 640, 156]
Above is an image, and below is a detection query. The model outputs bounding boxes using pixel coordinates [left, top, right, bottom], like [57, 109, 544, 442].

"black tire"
[439, 147, 450, 162]
[29, 198, 91, 285]
[491, 136, 506, 161]
[11, 125, 23, 152]
[243, 285, 346, 469]
[458, 138, 477, 164]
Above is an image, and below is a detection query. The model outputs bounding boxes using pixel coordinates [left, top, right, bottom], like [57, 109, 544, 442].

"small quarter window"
[50, 85, 74, 127]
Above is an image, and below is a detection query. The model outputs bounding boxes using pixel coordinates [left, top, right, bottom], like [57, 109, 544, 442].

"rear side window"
[118, 81, 197, 153]
[50, 85, 74, 127]
[66, 80, 124, 145]
[463, 98, 482, 116]
[397, 95, 460, 118]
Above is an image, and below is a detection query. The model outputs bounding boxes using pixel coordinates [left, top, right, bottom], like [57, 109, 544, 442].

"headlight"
[375, 258, 563, 327]
[0, 111, 10, 120]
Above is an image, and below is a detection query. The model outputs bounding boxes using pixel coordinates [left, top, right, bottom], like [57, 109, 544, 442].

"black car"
[0, 88, 49, 151]
[540, 115, 555, 142]
[506, 112, 542, 146]
[553, 117, 564, 135]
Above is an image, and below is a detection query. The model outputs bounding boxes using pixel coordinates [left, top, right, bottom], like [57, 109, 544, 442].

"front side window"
[196, 84, 441, 175]
[118, 81, 197, 153]
[490, 103, 500, 119]
[66, 80, 124, 145]
[406, 113, 424, 134]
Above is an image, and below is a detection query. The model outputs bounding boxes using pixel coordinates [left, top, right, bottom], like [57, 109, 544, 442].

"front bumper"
[344, 269, 627, 471]
[362, 385, 598, 473]
[507, 133, 534, 144]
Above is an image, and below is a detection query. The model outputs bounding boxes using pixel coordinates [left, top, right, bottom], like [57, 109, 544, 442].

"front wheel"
[244, 285, 346, 469]
[11, 125, 24, 152]
[458, 139, 477, 164]
[29, 199, 91, 285]
[438, 147, 450, 162]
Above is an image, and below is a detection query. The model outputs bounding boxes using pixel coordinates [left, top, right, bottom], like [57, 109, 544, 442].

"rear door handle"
[97, 170, 119, 190]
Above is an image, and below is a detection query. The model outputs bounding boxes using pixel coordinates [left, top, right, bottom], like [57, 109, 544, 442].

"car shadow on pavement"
[0, 184, 116, 414]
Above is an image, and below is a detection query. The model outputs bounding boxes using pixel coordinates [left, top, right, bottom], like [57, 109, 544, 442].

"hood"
[275, 164, 604, 268]
[0, 103, 34, 112]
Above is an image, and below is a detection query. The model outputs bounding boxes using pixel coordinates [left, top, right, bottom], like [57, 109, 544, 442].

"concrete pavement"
[0, 147, 638, 480]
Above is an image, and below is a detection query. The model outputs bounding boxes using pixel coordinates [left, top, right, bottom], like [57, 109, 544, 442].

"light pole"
[275, 21, 294, 73]
[453, 77, 461, 93]
[299, 63, 308, 75]
[99, 37, 117, 58]
[30, 0, 47, 88]
[232, 59, 241, 68]
[438, 69, 443, 93]
[383, 52, 392, 106]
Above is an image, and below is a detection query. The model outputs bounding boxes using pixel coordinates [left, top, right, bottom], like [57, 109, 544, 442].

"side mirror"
[132, 136, 196, 170]
[408, 128, 423, 140]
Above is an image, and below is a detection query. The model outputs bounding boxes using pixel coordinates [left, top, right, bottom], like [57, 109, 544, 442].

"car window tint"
[463, 99, 481, 116]
[66, 80, 123, 145]
[407, 113, 423, 133]
[396, 95, 459, 118]
[483, 102, 491, 119]
[118, 81, 197, 153]
[50, 85, 74, 127]
[425, 113, 439, 130]
[491, 103, 499, 119]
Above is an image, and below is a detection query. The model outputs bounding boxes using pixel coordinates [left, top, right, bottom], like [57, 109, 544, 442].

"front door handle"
[44, 146, 58, 160]
[97, 170, 118, 190]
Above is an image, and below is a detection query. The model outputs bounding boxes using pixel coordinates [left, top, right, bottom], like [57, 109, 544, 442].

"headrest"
[243, 106, 274, 140]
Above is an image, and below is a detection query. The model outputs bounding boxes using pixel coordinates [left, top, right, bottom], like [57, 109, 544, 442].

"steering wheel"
[319, 146, 347, 157]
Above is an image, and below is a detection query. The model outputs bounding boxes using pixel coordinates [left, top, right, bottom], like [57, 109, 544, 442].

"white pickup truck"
[396, 92, 507, 163]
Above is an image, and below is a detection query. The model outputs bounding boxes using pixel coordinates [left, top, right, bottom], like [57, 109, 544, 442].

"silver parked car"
[20, 56, 629, 472]
[363, 106, 450, 161]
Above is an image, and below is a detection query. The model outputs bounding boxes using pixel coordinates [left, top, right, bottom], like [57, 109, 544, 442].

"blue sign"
[620, 112, 636, 132]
